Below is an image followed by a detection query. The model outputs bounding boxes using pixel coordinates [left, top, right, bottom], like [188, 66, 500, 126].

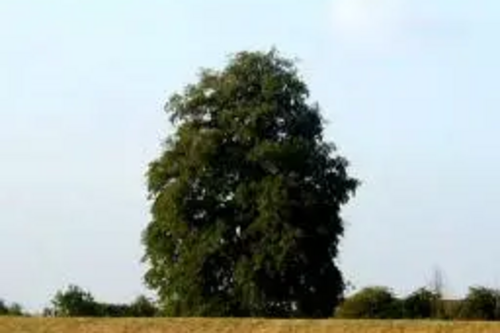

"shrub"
[129, 295, 158, 317]
[458, 286, 500, 320]
[402, 287, 439, 319]
[335, 286, 402, 319]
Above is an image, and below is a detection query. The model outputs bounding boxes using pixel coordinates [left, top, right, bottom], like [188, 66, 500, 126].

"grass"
[2, 318, 500, 333]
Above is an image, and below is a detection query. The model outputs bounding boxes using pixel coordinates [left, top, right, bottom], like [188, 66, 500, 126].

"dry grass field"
[2, 318, 500, 333]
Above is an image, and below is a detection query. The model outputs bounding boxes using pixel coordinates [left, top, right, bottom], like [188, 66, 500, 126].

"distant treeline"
[335, 286, 500, 321]
[1, 285, 159, 318]
[42, 285, 159, 317]
[0, 299, 23, 316]
[4, 284, 500, 320]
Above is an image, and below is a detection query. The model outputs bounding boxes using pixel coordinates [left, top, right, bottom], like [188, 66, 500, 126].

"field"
[2, 318, 500, 333]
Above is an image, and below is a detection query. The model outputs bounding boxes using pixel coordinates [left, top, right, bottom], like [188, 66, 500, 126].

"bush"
[335, 286, 402, 319]
[458, 287, 500, 320]
[402, 288, 439, 319]
[97, 297, 158, 317]
[129, 295, 158, 317]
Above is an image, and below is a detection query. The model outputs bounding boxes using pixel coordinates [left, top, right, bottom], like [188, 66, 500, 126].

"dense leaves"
[402, 288, 440, 319]
[47, 285, 158, 317]
[458, 287, 500, 320]
[335, 287, 402, 319]
[0, 299, 24, 316]
[335, 285, 500, 320]
[50, 285, 100, 317]
[143, 49, 359, 318]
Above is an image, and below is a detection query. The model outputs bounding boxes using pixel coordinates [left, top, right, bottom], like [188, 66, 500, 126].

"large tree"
[143, 49, 358, 318]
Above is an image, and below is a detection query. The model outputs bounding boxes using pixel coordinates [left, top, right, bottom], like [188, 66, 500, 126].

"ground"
[1, 318, 500, 333]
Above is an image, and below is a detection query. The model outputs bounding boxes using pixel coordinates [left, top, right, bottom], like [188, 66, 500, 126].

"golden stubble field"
[1, 318, 500, 333]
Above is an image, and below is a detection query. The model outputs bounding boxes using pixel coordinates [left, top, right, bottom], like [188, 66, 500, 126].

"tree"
[51, 285, 99, 317]
[0, 299, 7, 316]
[0, 299, 24, 316]
[143, 49, 359, 318]
[459, 286, 500, 320]
[402, 287, 439, 319]
[335, 286, 402, 319]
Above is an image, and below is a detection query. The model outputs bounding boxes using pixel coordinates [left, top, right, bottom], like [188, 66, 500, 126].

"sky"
[0, 0, 499, 311]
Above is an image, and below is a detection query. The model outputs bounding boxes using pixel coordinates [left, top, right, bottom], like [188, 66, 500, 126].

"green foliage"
[98, 295, 159, 318]
[48, 286, 158, 318]
[0, 299, 24, 316]
[51, 285, 100, 317]
[6, 303, 23, 316]
[0, 299, 8, 316]
[143, 49, 359, 318]
[402, 288, 440, 319]
[458, 286, 500, 320]
[129, 295, 159, 317]
[335, 287, 402, 319]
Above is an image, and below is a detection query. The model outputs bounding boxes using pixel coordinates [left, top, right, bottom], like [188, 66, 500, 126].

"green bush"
[335, 286, 402, 319]
[0, 299, 24, 316]
[458, 287, 500, 320]
[48, 285, 159, 317]
[402, 288, 440, 319]
[97, 296, 158, 317]
[129, 295, 158, 317]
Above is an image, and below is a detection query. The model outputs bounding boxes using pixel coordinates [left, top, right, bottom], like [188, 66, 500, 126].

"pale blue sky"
[1, 1, 499, 311]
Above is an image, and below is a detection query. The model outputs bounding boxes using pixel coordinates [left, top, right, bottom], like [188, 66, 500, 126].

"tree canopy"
[143, 49, 359, 318]
[50, 285, 100, 317]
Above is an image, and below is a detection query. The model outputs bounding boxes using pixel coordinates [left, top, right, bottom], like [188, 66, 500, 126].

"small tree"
[335, 286, 402, 319]
[51, 285, 99, 317]
[143, 49, 359, 318]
